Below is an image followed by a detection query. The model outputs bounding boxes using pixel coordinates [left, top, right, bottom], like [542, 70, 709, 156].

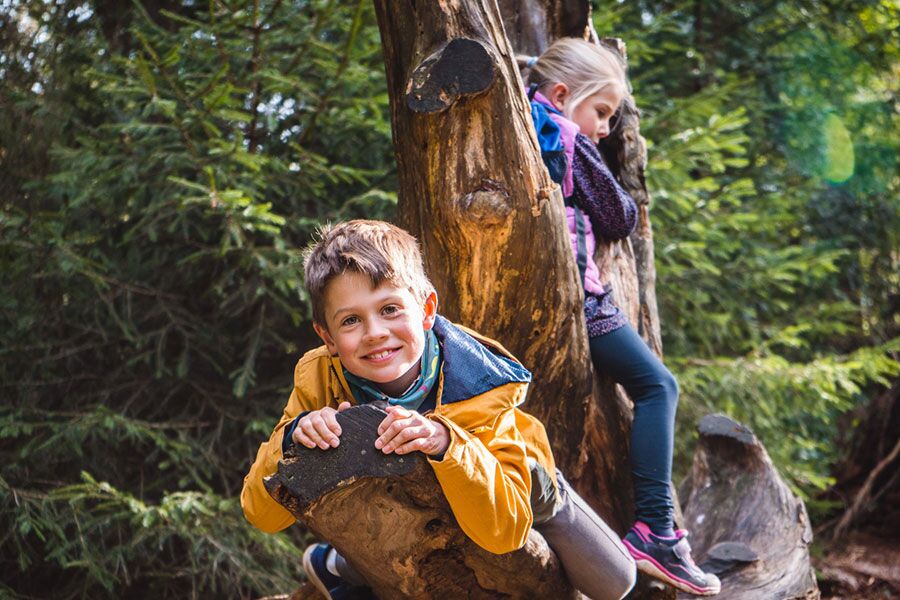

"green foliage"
[672, 339, 900, 499]
[1, 0, 393, 597]
[0, 0, 897, 596]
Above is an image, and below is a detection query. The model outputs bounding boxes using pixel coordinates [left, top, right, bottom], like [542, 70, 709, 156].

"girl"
[519, 38, 721, 596]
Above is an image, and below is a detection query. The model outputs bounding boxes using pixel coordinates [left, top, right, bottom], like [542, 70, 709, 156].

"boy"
[241, 220, 635, 600]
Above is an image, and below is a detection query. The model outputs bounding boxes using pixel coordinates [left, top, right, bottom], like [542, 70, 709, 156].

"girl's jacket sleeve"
[426, 382, 533, 555]
[240, 350, 336, 533]
[572, 133, 638, 241]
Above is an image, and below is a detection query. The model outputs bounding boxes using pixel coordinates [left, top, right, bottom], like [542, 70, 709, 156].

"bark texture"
[371, 1, 667, 598]
[265, 405, 577, 600]
[679, 415, 820, 599]
[373, 0, 598, 493]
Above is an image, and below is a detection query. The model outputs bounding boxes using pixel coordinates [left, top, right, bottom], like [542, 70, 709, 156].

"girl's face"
[569, 87, 622, 144]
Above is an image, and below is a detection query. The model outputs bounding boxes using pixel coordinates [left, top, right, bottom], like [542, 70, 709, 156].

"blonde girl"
[520, 38, 720, 596]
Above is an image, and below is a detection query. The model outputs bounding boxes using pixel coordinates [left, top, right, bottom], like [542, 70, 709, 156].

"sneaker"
[623, 521, 721, 596]
[302, 543, 374, 600]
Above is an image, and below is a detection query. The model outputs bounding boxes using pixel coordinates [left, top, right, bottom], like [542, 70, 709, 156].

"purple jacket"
[533, 92, 638, 299]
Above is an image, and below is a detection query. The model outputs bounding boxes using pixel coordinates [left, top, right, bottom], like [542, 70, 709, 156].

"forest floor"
[815, 529, 900, 599]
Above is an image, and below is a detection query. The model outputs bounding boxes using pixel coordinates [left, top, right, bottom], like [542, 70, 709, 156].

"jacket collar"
[432, 315, 532, 405]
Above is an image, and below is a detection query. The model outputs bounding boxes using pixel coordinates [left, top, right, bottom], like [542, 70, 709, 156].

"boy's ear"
[422, 291, 438, 331]
[313, 321, 339, 355]
[548, 82, 569, 110]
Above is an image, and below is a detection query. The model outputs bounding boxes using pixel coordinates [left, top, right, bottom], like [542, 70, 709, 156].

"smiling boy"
[240, 220, 635, 600]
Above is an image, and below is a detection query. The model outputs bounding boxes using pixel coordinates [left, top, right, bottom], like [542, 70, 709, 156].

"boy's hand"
[375, 406, 450, 456]
[292, 402, 352, 450]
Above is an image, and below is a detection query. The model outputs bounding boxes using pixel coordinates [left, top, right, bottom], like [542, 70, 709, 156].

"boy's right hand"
[292, 402, 352, 450]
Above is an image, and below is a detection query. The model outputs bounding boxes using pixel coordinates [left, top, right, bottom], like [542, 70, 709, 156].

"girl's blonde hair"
[518, 38, 629, 119]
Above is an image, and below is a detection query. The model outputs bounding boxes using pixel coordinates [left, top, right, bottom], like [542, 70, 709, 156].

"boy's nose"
[363, 321, 389, 341]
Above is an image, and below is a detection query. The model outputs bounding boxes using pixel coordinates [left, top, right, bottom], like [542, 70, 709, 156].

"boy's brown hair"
[303, 220, 435, 327]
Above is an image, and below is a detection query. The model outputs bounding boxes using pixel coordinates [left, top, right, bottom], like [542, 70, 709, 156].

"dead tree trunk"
[679, 415, 819, 599]
[368, 0, 669, 597]
[371, 0, 651, 528]
[266, 405, 577, 600]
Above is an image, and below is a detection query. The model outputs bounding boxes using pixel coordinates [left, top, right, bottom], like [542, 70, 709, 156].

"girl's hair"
[517, 38, 629, 119]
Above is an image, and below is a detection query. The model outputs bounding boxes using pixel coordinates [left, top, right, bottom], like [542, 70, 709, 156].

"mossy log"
[265, 404, 578, 600]
[678, 415, 820, 599]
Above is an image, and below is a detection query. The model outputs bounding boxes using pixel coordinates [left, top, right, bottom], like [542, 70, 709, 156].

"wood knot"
[456, 180, 511, 226]
[406, 38, 497, 113]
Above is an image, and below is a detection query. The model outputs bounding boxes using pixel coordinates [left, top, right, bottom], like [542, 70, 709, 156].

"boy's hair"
[520, 38, 629, 119]
[303, 220, 435, 326]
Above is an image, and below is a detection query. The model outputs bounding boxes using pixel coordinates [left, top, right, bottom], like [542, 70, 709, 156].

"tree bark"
[266, 405, 577, 600]
[679, 415, 820, 599]
[370, 0, 669, 597]
[373, 0, 598, 492]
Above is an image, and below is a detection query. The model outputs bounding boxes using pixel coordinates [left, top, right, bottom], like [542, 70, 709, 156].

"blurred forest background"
[1, 0, 897, 598]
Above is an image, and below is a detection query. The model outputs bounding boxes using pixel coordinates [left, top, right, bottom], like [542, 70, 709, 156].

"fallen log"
[678, 414, 819, 600]
[264, 404, 578, 600]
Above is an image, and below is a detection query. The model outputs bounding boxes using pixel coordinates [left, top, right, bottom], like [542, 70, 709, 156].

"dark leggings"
[589, 323, 677, 532]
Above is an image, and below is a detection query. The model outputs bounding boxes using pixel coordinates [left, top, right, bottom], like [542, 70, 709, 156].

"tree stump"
[678, 415, 820, 599]
[265, 404, 578, 600]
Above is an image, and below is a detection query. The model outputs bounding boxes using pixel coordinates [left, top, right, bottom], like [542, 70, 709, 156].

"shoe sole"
[623, 540, 721, 596]
[302, 544, 334, 600]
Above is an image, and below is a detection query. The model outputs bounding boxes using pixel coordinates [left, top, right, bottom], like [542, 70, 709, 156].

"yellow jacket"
[240, 316, 558, 554]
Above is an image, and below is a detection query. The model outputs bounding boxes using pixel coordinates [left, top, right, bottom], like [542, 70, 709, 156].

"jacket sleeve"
[572, 133, 638, 241]
[240, 357, 331, 533]
[426, 383, 533, 554]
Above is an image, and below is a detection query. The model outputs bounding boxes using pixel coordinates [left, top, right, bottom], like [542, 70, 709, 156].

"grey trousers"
[334, 471, 636, 599]
[536, 471, 637, 600]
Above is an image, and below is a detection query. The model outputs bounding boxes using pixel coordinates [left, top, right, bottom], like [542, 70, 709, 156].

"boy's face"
[313, 271, 437, 397]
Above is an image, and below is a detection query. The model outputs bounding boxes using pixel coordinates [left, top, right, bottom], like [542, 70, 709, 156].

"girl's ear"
[313, 322, 339, 356]
[422, 291, 438, 331]
[548, 82, 570, 111]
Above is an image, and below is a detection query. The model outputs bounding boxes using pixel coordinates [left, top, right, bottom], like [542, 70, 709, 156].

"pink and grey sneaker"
[623, 521, 721, 596]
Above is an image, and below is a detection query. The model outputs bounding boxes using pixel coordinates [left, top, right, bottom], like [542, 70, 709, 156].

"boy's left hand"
[375, 406, 450, 456]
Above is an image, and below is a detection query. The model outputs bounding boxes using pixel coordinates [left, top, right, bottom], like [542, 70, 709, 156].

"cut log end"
[406, 38, 498, 113]
[697, 414, 756, 445]
[264, 403, 421, 514]
[679, 415, 819, 600]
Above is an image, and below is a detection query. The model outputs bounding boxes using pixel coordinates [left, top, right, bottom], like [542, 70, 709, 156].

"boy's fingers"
[337, 401, 352, 412]
[322, 410, 342, 444]
[292, 427, 317, 449]
[298, 417, 330, 450]
[392, 435, 432, 455]
[309, 416, 339, 449]
[377, 410, 402, 436]
[375, 415, 415, 448]
[377, 406, 417, 435]
[379, 423, 428, 453]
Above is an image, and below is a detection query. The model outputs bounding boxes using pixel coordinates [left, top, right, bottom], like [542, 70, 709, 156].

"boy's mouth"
[364, 347, 400, 362]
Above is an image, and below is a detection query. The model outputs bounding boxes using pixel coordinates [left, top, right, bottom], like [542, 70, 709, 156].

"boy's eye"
[341, 315, 360, 327]
[382, 304, 400, 315]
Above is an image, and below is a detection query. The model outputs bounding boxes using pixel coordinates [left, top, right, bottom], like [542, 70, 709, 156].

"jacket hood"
[432, 315, 532, 405]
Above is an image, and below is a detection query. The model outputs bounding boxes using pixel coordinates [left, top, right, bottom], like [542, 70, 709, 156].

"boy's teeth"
[370, 350, 391, 359]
